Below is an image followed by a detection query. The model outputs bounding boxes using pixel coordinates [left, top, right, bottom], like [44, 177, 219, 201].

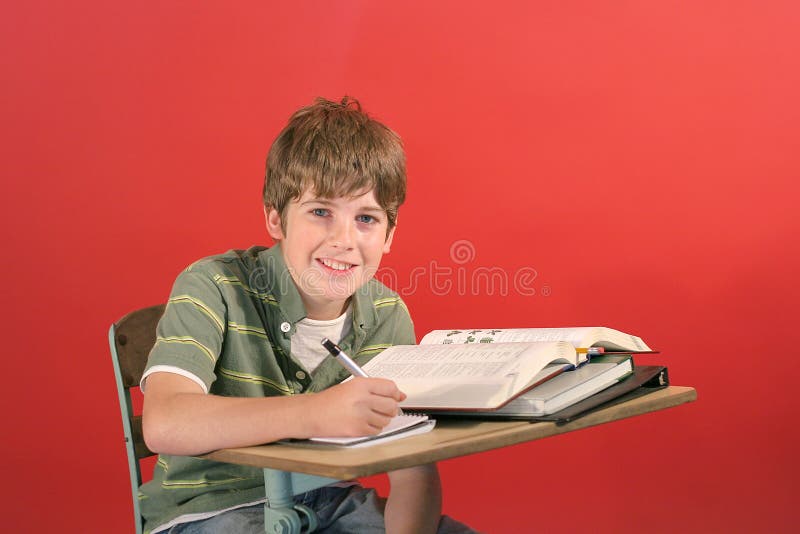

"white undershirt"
[291, 306, 352, 373]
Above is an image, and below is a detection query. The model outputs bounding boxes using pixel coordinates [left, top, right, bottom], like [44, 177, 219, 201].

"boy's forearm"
[142, 373, 405, 456]
[385, 464, 442, 534]
[143, 389, 318, 456]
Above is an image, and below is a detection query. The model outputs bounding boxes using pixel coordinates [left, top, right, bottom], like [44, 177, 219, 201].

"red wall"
[3, 2, 798, 532]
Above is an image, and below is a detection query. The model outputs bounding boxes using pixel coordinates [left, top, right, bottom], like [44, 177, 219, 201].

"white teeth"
[321, 258, 353, 271]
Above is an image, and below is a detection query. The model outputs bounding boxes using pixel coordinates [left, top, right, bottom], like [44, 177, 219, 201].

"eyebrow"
[300, 199, 384, 213]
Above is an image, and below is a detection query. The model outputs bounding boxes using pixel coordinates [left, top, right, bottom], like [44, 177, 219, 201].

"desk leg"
[263, 468, 340, 534]
[264, 469, 303, 534]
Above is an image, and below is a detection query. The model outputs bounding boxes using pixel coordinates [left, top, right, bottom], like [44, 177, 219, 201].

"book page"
[420, 327, 651, 351]
[362, 342, 534, 381]
[420, 328, 594, 346]
[590, 327, 652, 351]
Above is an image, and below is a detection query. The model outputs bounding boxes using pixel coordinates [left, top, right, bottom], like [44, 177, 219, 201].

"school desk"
[203, 386, 696, 478]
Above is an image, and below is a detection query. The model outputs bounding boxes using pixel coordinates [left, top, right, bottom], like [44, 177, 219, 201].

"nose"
[328, 218, 354, 249]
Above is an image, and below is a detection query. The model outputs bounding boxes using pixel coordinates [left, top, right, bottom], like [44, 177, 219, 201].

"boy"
[140, 97, 475, 533]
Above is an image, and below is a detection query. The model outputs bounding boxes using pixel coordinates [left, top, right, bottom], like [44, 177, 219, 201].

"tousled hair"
[263, 96, 406, 232]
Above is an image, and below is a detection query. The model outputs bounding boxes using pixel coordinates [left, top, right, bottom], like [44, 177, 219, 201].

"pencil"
[575, 347, 605, 355]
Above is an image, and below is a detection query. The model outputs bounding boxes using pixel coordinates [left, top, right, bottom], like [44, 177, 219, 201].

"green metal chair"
[109, 304, 339, 534]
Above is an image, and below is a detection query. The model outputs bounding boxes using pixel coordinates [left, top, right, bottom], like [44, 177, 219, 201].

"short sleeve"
[391, 297, 416, 345]
[144, 266, 228, 391]
[368, 291, 416, 348]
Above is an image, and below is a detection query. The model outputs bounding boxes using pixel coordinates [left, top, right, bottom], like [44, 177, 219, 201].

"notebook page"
[308, 414, 434, 447]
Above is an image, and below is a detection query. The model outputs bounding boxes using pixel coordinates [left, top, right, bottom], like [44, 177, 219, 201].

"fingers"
[362, 409, 396, 434]
[368, 393, 402, 418]
[360, 377, 405, 401]
[347, 378, 404, 432]
[313, 378, 406, 437]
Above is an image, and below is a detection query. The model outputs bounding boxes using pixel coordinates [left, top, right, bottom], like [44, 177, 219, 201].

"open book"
[361, 326, 651, 411]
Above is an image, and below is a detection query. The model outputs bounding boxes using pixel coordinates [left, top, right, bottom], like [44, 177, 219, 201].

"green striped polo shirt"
[139, 244, 415, 533]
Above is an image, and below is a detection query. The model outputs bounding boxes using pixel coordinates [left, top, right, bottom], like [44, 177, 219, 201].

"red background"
[2, 2, 798, 532]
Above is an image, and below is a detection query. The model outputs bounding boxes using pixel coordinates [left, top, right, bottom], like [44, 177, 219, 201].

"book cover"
[421, 355, 633, 417]
[526, 365, 669, 424]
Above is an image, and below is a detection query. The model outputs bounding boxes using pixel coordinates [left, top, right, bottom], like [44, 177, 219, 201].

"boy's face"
[265, 188, 395, 320]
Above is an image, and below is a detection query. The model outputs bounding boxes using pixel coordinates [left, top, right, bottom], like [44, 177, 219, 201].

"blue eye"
[312, 208, 329, 217]
[356, 214, 375, 224]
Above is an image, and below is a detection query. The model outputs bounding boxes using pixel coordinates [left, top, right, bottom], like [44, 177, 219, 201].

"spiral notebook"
[305, 413, 435, 448]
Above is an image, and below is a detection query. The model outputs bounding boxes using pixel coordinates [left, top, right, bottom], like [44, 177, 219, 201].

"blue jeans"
[167, 485, 477, 534]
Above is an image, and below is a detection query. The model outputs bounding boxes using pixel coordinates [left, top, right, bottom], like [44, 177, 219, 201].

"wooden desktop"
[203, 386, 696, 479]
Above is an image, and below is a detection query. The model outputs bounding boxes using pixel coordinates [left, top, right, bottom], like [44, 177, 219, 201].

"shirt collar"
[256, 244, 305, 324]
[352, 280, 378, 332]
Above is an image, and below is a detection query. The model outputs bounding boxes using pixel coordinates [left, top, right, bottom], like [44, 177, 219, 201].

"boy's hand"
[308, 377, 406, 438]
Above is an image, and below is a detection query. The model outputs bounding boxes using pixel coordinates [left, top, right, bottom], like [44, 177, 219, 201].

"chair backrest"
[109, 303, 340, 534]
[109, 304, 166, 534]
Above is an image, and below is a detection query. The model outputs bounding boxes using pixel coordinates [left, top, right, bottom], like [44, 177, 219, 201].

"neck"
[302, 296, 351, 321]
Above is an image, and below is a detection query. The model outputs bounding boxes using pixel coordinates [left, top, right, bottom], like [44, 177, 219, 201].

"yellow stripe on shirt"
[227, 322, 268, 339]
[155, 336, 217, 365]
[218, 367, 293, 395]
[168, 295, 224, 332]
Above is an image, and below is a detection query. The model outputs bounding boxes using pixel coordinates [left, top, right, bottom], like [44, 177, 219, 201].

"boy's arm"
[385, 464, 443, 534]
[142, 372, 405, 456]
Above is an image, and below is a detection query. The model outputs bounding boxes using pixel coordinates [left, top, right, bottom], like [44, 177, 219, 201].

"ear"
[383, 225, 397, 254]
[264, 206, 285, 241]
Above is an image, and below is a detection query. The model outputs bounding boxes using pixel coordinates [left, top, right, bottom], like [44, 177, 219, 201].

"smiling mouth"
[318, 258, 356, 271]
